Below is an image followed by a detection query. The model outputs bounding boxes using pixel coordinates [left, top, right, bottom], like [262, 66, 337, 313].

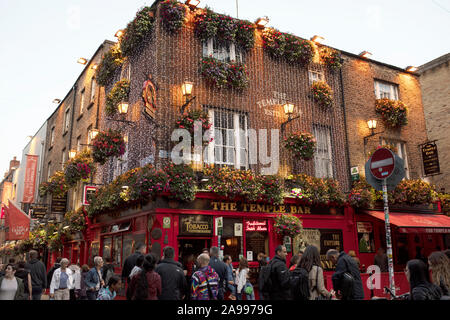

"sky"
[0, 0, 449, 176]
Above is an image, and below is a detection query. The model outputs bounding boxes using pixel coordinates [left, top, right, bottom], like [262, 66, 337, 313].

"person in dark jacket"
[85, 256, 104, 300]
[46, 257, 62, 289]
[121, 243, 146, 284]
[208, 246, 227, 300]
[24, 250, 47, 300]
[155, 246, 187, 300]
[79, 264, 90, 300]
[327, 249, 364, 300]
[15, 261, 32, 300]
[406, 259, 443, 300]
[268, 245, 291, 300]
[102, 257, 115, 285]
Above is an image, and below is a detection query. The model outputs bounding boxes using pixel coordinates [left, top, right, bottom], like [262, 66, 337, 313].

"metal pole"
[382, 178, 396, 298]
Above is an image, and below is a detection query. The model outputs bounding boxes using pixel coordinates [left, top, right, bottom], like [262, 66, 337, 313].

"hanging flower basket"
[375, 98, 408, 128]
[120, 7, 154, 57]
[200, 56, 249, 90]
[160, 0, 186, 34]
[311, 81, 333, 108]
[64, 150, 96, 187]
[92, 129, 126, 165]
[273, 214, 303, 238]
[62, 208, 87, 234]
[106, 79, 130, 117]
[284, 132, 316, 161]
[175, 109, 213, 146]
[39, 171, 68, 198]
[319, 47, 342, 71]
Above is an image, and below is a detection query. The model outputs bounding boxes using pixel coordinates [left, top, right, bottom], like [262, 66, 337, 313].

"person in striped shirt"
[190, 253, 219, 300]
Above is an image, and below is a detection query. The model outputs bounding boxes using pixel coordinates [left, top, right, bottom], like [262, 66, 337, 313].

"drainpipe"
[339, 64, 352, 193]
[66, 84, 77, 216]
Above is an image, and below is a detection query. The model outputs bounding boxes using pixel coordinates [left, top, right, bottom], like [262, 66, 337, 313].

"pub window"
[113, 133, 129, 179]
[222, 218, 243, 262]
[123, 234, 146, 267]
[47, 161, 51, 180]
[205, 108, 248, 169]
[64, 108, 71, 132]
[102, 237, 112, 263]
[87, 124, 93, 145]
[202, 38, 243, 63]
[245, 220, 269, 262]
[381, 138, 410, 179]
[112, 236, 122, 267]
[61, 148, 66, 170]
[308, 70, 325, 84]
[50, 126, 55, 147]
[76, 136, 81, 151]
[313, 124, 333, 178]
[90, 77, 96, 102]
[80, 88, 85, 115]
[374, 80, 399, 100]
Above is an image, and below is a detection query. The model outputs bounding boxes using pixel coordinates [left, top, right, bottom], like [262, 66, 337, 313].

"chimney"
[9, 156, 20, 171]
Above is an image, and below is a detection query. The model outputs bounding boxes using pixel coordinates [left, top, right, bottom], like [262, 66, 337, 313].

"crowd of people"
[0, 246, 449, 301]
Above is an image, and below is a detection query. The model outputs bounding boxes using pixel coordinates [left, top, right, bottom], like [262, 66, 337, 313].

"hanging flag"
[0, 206, 5, 219]
[5, 200, 30, 240]
[22, 155, 39, 203]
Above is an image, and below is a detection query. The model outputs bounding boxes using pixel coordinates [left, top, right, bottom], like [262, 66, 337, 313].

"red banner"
[5, 200, 30, 240]
[22, 154, 39, 203]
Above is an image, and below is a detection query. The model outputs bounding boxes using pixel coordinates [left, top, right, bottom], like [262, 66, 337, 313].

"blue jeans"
[237, 283, 255, 300]
[31, 287, 43, 300]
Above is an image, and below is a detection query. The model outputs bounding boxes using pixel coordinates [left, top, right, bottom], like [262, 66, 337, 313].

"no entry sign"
[369, 148, 395, 180]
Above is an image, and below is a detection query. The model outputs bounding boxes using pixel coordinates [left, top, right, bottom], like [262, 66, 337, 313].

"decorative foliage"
[92, 129, 126, 165]
[96, 45, 124, 87]
[160, 0, 186, 33]
[367, 144, 398, 159]
[39, 171, 68, 198]
[162, 163, 197, 202]
[286, 174, 346, 206]
[348, 177, 378, 208]
[62, 207, 87, 233]
[273, 214, 303, 238]
[120, 6, 155, 57]
[64, 150, 96, 187]
[390, 179, 438, 205]
[284, 132, 316, 161]
[319, 47, 342, 71]
[175, 109, 213, 145]
[261, 28, 314, 65]
[375, 98, 408, 128]
[438, 193, 450, 216]
[311, 81, 333, 108]
[202, 166, 284, 205]
[106, 79, 130, 117]
[194, 9, 255, 51]
[200, 56, 248, 90]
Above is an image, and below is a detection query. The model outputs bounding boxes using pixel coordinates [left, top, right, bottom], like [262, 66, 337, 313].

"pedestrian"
[79, 264, 89, 300]
[102, 257, 115, 285]
[348, 250, 361, 271]
[428, 251, 450, 296]
[208, 246, 227, 300]
[415, 246, 428, 265]
[122, 243, 146, 284]
[128, 253, 161, 300]
[0, 263, 4, 277]
[190, 253, 219, 300]
[68, 264, 81, 300]
[298, 245, 333, 300]
[0, 263, 26, 300]
[85, 256, 104, 300]
[97, 275, 122, 300]
[266, 245, 290, 300]
[374, 248, 388, 272]
[129, 254, 145, 280]
[236, 257, 255, 300]
[327, 249, 364, 300]
[155, 246, 187, 300]
[405, 259, 443, 300]
[49, 258, 74, 301]
[46, 257, 62, 291]
[15, 261, 32, 300]
[223, 255, 236, 299]
[24, 250, 47, 300]
[257, 256, 270, 300]
[289, 254, 301, 272]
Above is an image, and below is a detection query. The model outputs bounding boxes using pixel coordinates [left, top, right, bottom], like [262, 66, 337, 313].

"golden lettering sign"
[210, 201, 312, 214]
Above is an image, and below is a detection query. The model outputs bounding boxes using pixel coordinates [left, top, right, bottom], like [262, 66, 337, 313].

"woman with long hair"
[428, 251, 450, 296]
[405, 259, 443, 300]
[297, 245, 332, 300]
[235, 257, 254, 300]
[128, 253, 161, 300]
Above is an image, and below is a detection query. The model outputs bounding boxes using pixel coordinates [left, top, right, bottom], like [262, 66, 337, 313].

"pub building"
[26, 0, 448, 299]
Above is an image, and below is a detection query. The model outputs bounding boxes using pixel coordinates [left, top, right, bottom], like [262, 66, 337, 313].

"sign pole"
[382, 178, 396, 298]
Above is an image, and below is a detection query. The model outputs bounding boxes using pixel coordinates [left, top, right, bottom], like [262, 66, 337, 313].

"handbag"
[244, 283, 254, 295]
[314, 266, 331, 301]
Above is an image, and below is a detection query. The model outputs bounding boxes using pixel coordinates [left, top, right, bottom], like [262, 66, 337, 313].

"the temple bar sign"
[421, 142, 440, 176]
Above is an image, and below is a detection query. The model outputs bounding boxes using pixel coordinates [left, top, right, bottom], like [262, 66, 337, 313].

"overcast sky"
[0, 0, 449, 175]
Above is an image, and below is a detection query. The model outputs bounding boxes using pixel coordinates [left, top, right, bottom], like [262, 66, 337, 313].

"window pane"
[102, 237, 112, 262]
[313, 125, 333, 178]
[112, 236, 121, 267]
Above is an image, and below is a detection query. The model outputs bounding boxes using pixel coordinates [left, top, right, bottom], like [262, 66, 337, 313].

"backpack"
[289, 267, 310, 300]
[258, 264, 273, 293]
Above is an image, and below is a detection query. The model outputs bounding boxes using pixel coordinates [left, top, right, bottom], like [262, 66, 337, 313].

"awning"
[363, 210, 450, 234]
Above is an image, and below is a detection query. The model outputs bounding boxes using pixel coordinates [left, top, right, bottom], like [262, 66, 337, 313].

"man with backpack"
[327, 249, 364, 300]
[259, 245, 291, 300]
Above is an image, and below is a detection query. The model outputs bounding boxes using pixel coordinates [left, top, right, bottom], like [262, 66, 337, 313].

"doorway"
[178, 238, 211, 269]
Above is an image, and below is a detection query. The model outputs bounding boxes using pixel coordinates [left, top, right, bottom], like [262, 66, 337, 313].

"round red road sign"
[369, 148, 395, 180]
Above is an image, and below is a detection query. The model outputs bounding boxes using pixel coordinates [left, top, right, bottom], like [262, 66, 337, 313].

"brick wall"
[419, 54, 450, 191]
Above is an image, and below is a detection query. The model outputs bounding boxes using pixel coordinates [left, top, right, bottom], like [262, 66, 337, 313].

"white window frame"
[206, 108, 248, 170]
[80, 89, 85, 115]
[64, 108, 71, 133]
[313, 125, 334, 178]
[308, 70, 325, 84]
[90, 78, 96, 102]
[381, 138, 410, 179]
[76, 136, 82, 151]
[203, 38, 243, 63]
[50, 126, 55, 146]
[374, 80, 399, 100]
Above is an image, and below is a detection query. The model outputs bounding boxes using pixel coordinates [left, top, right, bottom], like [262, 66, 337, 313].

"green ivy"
[96, 45, 124, 87]
[120, 6, 155, 57]
[105, 79, 130, 117]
